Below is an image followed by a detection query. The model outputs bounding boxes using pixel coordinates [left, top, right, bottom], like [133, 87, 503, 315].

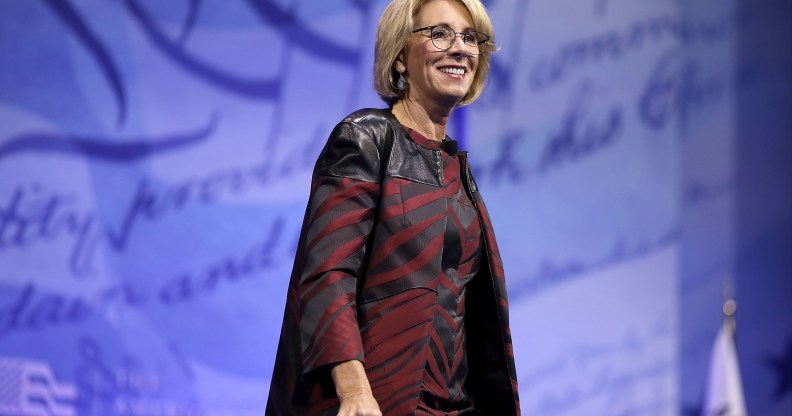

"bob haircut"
[374, 0, 496, 107]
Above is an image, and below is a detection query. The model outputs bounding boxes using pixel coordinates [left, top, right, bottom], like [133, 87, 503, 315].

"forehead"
[415, 0, 475, 29]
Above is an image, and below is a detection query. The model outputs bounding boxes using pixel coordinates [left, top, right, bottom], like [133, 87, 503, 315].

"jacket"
[266, 108, 520, 415]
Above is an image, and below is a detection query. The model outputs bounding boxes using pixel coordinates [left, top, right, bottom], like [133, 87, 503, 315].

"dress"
[403, 127, 482, 415]
[266, 108, 520, 416]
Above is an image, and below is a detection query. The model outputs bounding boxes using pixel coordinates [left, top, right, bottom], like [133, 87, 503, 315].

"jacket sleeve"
[294, 120, 383, 380]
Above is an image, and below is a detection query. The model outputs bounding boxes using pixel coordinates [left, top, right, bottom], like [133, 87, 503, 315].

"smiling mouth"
[438, 66, 466, 78]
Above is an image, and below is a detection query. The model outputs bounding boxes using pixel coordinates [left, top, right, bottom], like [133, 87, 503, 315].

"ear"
[393, 51, 407, 74]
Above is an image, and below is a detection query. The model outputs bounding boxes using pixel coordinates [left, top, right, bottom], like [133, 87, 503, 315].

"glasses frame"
[411, 25, 490, 56]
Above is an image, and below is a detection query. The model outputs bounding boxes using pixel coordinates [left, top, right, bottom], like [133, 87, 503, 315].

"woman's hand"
[337, 392, 381, 416]
[331, 360, 382, 416]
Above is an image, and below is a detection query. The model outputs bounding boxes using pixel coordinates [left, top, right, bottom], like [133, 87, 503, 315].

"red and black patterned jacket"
[266, 108, 520, 416]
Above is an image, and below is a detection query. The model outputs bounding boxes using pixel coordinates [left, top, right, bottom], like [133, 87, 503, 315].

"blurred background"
[0, 0, 789, 415]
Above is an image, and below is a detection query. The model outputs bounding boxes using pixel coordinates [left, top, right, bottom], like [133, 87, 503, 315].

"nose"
[447, 34, 471, 56]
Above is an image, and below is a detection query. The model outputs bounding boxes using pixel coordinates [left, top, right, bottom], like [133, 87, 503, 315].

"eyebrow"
[426, 22, 477, 32]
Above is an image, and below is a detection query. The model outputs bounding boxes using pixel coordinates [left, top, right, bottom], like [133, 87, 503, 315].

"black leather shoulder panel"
[314, 108, 444, 187]
[314, 109, 395, 183]
[387, 136, 443, 187]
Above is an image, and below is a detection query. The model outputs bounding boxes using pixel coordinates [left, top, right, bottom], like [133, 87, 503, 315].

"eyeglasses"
[411, 24, 490, 56]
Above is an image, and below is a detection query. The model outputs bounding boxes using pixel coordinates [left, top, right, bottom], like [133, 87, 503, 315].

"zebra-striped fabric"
[266, 108, 520, 416]
[402, 128, 482, 415]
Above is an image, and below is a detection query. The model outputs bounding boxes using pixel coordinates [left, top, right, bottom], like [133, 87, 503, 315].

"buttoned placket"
[433, 149, 444, 184]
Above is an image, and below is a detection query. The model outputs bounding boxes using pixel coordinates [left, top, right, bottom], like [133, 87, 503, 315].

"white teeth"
[439, 67, 465, 75]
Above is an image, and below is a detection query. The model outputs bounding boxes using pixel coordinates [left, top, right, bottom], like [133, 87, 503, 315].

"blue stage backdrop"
[1, 1, 790, 415]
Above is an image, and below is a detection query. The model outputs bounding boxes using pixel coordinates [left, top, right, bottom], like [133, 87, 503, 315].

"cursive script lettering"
[0, 282, 144, 339]
[159, 217, 285, 305]
[0, 223, 286, 338]
[537, 81, 622, 172]
[481, 80, 622, 184]
[510, 227, 678, 301]
[530, 13, 733, 91]
[0, 157, 299, 277]
[639, 48, 726, 130]
[0, 185, 101, 275]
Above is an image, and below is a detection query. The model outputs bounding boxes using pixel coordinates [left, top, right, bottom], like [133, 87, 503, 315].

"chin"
[437, 91, 468, 106]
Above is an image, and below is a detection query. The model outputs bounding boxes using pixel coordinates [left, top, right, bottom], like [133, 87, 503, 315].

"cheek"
[470, 58, 480, 73]
[468, 66, 478, 83]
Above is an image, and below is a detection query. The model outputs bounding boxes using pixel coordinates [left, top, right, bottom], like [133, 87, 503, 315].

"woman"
[266, 1, 519, 415]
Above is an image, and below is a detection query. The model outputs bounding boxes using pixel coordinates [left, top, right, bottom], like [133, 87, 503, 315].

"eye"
[462, 32, 477, 45]
[431, 27, 452, 40]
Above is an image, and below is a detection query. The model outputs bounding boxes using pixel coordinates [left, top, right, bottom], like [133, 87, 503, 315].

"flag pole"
[722, 279, 737, 336]
[701, 276, 747, 416]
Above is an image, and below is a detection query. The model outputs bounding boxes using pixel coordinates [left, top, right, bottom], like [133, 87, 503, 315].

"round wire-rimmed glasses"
[411, 24, 490, 55]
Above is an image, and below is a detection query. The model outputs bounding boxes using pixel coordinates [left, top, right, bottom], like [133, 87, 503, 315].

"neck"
[392, 99, 453, 142]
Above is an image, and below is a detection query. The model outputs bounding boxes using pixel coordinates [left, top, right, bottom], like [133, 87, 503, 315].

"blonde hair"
[373, 0, 496, 106]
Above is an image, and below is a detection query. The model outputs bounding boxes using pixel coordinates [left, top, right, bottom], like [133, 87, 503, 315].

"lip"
[436, 65, 468, 79]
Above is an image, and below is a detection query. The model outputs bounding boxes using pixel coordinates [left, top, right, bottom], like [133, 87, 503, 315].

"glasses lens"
[462, 33, 477, 46]
[468, 32, 489, 53]
[430, 27, 454, 50]
[425, 26, 487, 55]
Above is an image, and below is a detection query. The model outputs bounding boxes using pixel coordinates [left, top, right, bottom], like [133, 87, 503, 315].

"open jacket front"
[266, 108, 520, 416]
